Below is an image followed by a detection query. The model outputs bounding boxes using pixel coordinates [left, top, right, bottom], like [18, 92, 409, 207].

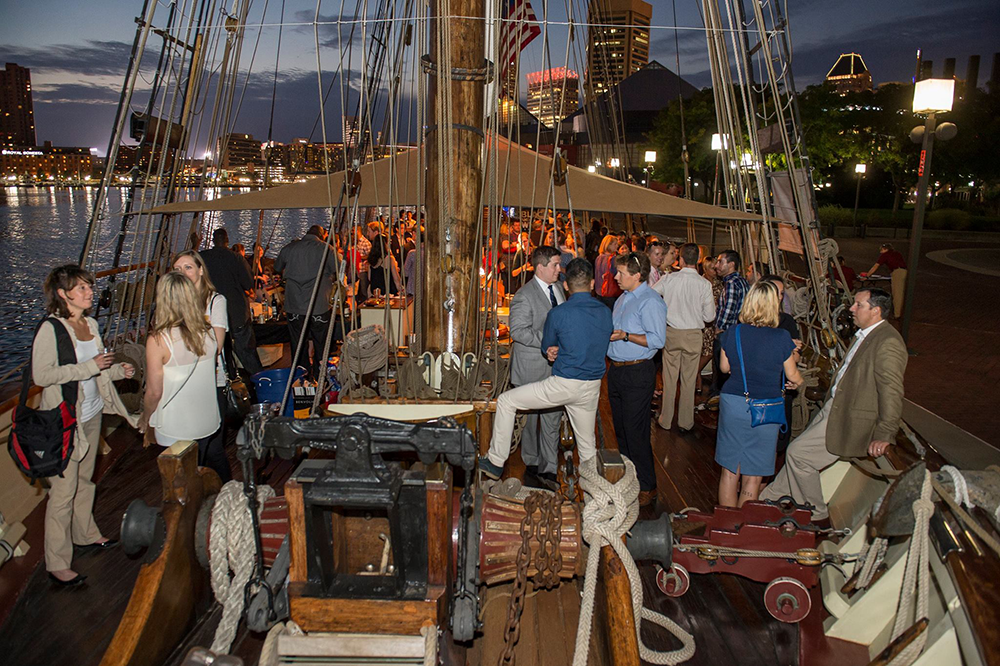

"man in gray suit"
[507, 245, 564, 487]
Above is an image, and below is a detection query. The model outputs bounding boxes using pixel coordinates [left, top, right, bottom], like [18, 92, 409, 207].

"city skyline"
[0, 0, 996, 152]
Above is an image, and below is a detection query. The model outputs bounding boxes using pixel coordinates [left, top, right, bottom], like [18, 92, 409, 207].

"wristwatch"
[624, 332, 630, 343]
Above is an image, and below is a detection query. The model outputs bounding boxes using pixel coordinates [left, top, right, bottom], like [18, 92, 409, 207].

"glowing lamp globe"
[912, 79, 955, 114]
[855, 163, 867, 174]
[644, 150, 657, 163]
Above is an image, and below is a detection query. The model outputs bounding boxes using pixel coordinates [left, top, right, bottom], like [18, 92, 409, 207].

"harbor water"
[0, 186, 329, 380]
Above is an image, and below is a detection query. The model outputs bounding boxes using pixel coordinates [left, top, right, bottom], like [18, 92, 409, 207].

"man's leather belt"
[610, 358, 649, 367]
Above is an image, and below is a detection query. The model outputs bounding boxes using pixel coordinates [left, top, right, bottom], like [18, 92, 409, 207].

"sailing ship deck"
[0, 373, 867, 666]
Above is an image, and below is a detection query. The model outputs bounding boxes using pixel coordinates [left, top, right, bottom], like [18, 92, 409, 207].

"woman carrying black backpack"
[31, 265, 138, 586]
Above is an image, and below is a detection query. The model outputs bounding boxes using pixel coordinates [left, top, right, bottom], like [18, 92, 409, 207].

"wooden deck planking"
[5, 366, 810, 666]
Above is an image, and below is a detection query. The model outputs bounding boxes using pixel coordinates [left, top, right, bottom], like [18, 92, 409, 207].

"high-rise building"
[585, 0, 652, 101]
[217, 133, 262, 173]
[0, 63, 36, 146]
[825, 53, 872, 95]
[526, 68, 581, 129]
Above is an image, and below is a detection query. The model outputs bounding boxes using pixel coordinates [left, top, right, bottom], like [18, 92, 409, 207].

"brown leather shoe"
[637, 490, 657, 507]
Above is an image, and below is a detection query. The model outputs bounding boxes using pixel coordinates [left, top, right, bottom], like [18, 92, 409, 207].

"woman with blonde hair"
[33, 265, 139, 586]
[171, 251, 232, 482]
[139, 272, 221, 457]
[715, 280, 803, 507]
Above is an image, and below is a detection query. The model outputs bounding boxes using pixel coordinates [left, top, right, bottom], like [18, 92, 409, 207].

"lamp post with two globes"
[901, 78, 958, 344]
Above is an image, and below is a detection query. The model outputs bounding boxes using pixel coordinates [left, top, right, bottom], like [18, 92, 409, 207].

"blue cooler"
[251, 367, 307, 417]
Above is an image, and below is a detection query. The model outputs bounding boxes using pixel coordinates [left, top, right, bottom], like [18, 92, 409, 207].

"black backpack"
[7, 318, 79, 479]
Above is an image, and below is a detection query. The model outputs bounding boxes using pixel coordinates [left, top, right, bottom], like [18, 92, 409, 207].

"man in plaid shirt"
[708, 250, 749, 398]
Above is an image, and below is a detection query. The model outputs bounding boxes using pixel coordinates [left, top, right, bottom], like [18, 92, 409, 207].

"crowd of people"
[480, 222, 907, 517]
[29, 212, 906, 586]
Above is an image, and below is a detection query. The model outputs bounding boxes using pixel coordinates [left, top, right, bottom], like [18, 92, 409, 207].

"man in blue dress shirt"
[481, 258, 613, 479]
[607, 251, 667, 506]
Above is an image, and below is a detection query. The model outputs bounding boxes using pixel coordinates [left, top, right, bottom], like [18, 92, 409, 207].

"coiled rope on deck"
[209, 480, 276, 654]
[572, 457, 695, 666]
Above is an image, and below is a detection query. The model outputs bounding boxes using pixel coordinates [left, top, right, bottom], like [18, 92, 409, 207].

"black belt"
[609, 358, 651, 367]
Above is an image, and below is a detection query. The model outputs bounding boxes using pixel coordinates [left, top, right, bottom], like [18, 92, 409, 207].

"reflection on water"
[0, 186, 327, 379]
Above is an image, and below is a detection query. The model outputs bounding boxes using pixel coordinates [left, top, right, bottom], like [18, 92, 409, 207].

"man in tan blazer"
[760, 288, 907, 520]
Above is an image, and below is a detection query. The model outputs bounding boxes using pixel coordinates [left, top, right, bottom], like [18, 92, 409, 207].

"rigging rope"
[886, 470, 933, 666]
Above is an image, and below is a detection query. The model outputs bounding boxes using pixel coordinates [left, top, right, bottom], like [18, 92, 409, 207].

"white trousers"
[487, 375, 602, 469]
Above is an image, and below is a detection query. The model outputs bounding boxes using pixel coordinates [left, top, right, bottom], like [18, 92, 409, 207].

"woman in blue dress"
[716, 281, 803, 507]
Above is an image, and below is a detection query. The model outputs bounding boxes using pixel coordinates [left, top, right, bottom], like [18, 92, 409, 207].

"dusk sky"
[0, 0, 996, 153]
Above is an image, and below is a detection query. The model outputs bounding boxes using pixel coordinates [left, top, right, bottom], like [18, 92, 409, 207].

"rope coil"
[208, 480, 276, 655]
[573, 457, 695, 665]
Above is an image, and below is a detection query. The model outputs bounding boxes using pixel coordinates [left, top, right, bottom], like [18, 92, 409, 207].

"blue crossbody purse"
[734, 325, 787, 432]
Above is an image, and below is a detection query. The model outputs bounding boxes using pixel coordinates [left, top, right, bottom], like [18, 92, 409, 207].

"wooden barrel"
[479, 493, 583, 585]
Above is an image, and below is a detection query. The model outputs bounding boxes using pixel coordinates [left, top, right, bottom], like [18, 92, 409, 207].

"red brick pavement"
[836, 237, 1000, 445]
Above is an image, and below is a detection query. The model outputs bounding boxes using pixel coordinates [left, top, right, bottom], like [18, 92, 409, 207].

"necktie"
[548, 284, 558, 308]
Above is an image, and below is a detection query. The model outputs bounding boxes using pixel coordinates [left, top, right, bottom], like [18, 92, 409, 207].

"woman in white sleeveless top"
[138, 271, 220, 450]
[172, 250, 232, 482]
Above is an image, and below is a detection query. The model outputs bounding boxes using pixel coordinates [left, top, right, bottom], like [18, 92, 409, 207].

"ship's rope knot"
[939, 465, 974, 509]
[886, 470, 934, 666]
[572, 456, 695, 666]
[208, 480, 276, 654]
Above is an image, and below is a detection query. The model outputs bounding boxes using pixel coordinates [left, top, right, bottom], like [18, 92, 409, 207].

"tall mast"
[421, 0, 486, 354]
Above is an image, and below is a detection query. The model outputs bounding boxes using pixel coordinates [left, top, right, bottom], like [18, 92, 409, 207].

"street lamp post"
[853, 163, 867, 237]
[710, 133, 728, 255]
[901, 78, 957, 344]
[643, 150, 656, 188]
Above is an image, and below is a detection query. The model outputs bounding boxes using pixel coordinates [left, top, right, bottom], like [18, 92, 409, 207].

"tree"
[645, 88, 719, 192]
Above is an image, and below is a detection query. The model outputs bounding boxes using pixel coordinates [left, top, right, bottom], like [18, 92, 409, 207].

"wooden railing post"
[593, 449, 640, 666]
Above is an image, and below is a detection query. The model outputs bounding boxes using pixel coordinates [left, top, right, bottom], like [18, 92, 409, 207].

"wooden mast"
[421, 0, 486, 354]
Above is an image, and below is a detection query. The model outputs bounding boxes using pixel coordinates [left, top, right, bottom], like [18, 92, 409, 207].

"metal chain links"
[534, 494, 564, 589]
[498, 493, 539, 666]
[497, 492, 566, 665]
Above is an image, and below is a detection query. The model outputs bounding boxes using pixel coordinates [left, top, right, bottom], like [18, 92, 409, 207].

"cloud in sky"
[3, 0, 997, 149]
[0, 40, 136, 77]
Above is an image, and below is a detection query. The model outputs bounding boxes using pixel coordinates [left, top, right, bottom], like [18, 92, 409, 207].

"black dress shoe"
[79, 539, 119, 551]
[48, 572, 87, 587]
[522, 468, 559, 491]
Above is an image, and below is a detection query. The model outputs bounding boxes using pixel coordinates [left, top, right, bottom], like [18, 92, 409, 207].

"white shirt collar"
[856, 319, 884, 340]
[534, 276, 560, 301]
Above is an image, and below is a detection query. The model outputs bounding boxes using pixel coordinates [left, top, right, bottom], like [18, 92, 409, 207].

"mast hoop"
[419, 54, 494, 82]
[424, 122, 485, 139]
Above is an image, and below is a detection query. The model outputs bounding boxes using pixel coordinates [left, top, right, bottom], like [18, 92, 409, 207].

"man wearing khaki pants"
[862, 243, 907, 319]
[652, 243, 716, 432]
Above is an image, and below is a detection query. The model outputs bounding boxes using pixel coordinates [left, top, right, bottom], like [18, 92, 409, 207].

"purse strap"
[734, 324, 784, 403]
[22, 318, 79, 408]
[157, 333, 201, 412]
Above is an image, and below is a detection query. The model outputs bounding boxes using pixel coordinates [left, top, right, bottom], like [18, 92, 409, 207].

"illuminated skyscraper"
[0, 63, 36, 146]
[585, 0, 652, 101]
[526, 68, 580, 128]
[825, 53, 873, 95]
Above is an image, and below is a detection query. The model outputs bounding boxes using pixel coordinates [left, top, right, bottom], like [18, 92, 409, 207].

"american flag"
[499, 0, 541, 85]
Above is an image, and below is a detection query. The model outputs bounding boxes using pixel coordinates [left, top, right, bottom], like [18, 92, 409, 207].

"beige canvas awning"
[146, 137, 763, 221]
